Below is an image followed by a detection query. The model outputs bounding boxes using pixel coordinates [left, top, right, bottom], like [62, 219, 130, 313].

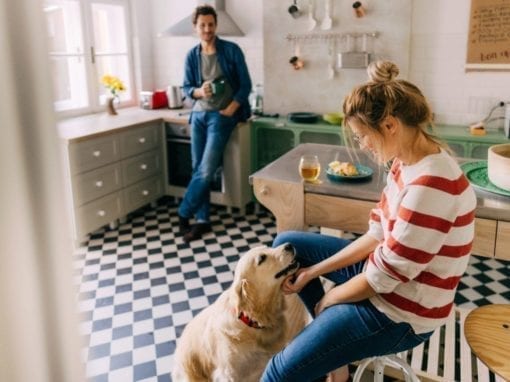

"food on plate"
[328, 161, 359, 176]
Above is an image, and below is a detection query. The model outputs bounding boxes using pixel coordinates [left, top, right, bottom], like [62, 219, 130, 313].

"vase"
[106, 96, 118, 115]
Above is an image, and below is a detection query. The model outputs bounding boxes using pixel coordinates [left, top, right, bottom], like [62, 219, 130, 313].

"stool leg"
[373, 358, 385, 382]
[352, 358, 375, 382]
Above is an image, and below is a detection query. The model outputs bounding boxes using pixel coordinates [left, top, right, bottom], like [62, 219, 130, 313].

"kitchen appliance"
[159, 0, 244, 37]
[139, 90, 168, 109]
[165, 123, 222, 192]
[167, 86, 184, 109]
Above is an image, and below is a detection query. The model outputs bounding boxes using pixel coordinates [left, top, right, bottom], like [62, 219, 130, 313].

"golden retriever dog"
[172, 243, 307, 382]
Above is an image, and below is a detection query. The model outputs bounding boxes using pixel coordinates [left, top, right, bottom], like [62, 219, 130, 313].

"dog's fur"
[172, 244, 307, 382]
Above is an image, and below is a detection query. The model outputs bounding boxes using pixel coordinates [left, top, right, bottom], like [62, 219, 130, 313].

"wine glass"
[299, 155, 321, 182]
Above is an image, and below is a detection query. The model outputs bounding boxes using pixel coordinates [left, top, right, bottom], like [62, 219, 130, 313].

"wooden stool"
[352, 355, 420, 382]
[464, 304, 510, 381]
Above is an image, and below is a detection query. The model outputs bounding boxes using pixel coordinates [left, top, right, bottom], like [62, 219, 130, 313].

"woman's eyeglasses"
[352, 134, 363, 144]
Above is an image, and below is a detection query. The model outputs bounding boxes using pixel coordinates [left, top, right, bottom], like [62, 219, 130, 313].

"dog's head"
[231, 243, 299, 327]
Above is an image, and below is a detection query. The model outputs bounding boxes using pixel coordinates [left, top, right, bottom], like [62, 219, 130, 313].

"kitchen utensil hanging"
[289, 40, 305, 70]
[326, 40, 335, 79]
[288, 0, 301, 18]
[321, 0, 333, 30]
[308, 0, 317, 31]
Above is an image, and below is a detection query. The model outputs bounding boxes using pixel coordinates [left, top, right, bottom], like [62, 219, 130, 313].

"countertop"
[250, 143, 510, 222]
[57, 107, 190, 141]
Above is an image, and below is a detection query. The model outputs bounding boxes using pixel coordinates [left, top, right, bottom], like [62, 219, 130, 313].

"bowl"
[488, 143, 510, 191]
[323, 112, 343, 125]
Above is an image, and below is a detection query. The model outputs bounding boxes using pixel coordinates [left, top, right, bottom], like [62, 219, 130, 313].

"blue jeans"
[261, 231, 433, 382]
[178, 111, 237, 222]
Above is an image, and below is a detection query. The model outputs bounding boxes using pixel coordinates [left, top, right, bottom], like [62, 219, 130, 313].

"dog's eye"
[257, 254, 267, 266]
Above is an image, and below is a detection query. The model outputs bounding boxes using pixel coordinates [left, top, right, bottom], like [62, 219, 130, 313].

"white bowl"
[488, 143, 510, 191]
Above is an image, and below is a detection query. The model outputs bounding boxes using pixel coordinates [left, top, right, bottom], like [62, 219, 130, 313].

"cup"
[211, 79, 225, 96]
[299, 155, 321, 182]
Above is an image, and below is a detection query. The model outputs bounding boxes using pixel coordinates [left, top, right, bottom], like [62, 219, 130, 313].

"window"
[44, 0, 134, 115]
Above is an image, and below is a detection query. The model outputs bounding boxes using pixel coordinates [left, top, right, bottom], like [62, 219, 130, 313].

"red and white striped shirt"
[365, 150, 476, 334]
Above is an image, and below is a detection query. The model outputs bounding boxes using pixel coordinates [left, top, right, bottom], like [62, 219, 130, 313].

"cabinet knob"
[142, 190, 149, 196]
[95, 180, 103, 188]
[140, 164, 147, 170]
[259, 186, 269, 196]
[97, 210, 106, 217]
[138, 137, 146, 144]
[93, 150, 101, 157]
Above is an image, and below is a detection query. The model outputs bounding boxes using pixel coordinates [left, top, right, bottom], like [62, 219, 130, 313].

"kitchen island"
[250, 143, 510, 260]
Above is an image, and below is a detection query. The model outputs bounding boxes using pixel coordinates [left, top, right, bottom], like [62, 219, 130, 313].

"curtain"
[0, 0, 84, 381]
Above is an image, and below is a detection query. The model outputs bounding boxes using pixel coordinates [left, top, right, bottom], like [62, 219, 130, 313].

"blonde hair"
[343, 60, 446, 150]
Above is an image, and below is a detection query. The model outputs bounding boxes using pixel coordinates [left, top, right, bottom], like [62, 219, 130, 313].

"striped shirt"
[365, 149, 476, 334]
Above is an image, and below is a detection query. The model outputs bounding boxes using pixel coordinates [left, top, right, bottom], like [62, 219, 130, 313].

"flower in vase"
[101, 75, 126, 98]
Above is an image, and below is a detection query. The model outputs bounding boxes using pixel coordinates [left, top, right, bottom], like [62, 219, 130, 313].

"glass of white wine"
[299, 155, 321, 182]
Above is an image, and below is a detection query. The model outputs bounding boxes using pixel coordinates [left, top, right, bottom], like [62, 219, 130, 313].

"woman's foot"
[183, 222, 212, 242]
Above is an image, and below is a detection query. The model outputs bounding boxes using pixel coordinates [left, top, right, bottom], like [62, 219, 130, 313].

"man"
[178, 5, 252, 242]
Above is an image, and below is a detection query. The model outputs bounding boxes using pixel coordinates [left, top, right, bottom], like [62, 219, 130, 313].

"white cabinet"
[63, 121, 165, 244]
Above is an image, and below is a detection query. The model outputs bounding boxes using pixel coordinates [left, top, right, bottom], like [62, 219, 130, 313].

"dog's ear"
[233, 278, 251, 309]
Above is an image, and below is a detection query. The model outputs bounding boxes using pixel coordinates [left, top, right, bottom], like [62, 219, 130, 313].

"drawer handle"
[138, 137, 146, 144]
[97, 210, 106, 217]
[142, 190, 149, 196]
[95, 180, 103, 188]
[140, 164, 148, 170]
[93, 150, 101, 157]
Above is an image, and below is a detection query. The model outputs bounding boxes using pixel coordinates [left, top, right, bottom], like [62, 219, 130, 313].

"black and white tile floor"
[74, 197, 510, 381]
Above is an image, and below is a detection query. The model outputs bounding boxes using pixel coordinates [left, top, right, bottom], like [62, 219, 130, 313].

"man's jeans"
[260, 231, 432, 382]
[178, 111, 237, 223]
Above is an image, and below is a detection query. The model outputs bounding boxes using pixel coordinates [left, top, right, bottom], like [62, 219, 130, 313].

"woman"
[261, 61, 477, 382]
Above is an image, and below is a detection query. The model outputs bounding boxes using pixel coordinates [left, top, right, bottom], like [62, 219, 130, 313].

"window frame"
[47, 0, 136, 118]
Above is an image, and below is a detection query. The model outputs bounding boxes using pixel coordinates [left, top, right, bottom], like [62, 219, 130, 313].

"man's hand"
[196, 81, 212, 99]
[219, 100, 240, 117]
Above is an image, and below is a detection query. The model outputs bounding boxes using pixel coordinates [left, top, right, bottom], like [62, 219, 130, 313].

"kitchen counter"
[250, 143, 510, 259]
[57, 107, 190, 141]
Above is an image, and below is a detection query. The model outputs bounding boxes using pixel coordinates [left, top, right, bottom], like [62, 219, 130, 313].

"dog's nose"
[284, 243, 295, 254]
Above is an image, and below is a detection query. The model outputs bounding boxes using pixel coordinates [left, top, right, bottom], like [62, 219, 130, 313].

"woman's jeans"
[178, 111, 237, 223]
[261, 231, 433, 382]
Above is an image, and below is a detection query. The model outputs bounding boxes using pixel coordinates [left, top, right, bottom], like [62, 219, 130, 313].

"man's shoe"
[183, 223, 212, 243]
[178, 215, 190, 234]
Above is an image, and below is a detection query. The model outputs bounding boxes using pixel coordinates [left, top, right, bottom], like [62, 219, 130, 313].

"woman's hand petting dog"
[282, 267, 311, 295]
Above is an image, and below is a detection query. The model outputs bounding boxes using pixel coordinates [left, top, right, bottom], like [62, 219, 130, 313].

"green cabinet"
[436, 125, 508, 159]
[250, 118, 509, 172]
[251, 117, 343, 171]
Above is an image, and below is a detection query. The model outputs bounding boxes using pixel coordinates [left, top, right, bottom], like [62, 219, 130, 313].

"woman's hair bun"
[367, 60, 399, 83]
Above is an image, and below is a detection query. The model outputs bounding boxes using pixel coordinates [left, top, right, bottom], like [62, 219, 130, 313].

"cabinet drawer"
[72, 163, 122, 206]
[69, 135, 119, 174]
[75, 193, 122, 239]
[122, 176, 163, 213]
[120, 124, 159, 158]
[122, 150, 161, 186]
[472, 218, 496, 258]
[495, 221, 510, 260]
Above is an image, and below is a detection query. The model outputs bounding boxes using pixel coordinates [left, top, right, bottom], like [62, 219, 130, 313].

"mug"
[211, 79, 226, 96]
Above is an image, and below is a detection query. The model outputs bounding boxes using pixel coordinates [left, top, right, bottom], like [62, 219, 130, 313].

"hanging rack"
[285, 32, 379, 42]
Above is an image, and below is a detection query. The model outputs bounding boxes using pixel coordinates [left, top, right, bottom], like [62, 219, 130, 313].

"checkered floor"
[74, 197, 510, 382]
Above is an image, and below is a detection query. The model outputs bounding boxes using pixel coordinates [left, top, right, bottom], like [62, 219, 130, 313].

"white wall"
[144, 0, 510, 126]
[410, 0, 510, 126]
[149, 0, 263, 89]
